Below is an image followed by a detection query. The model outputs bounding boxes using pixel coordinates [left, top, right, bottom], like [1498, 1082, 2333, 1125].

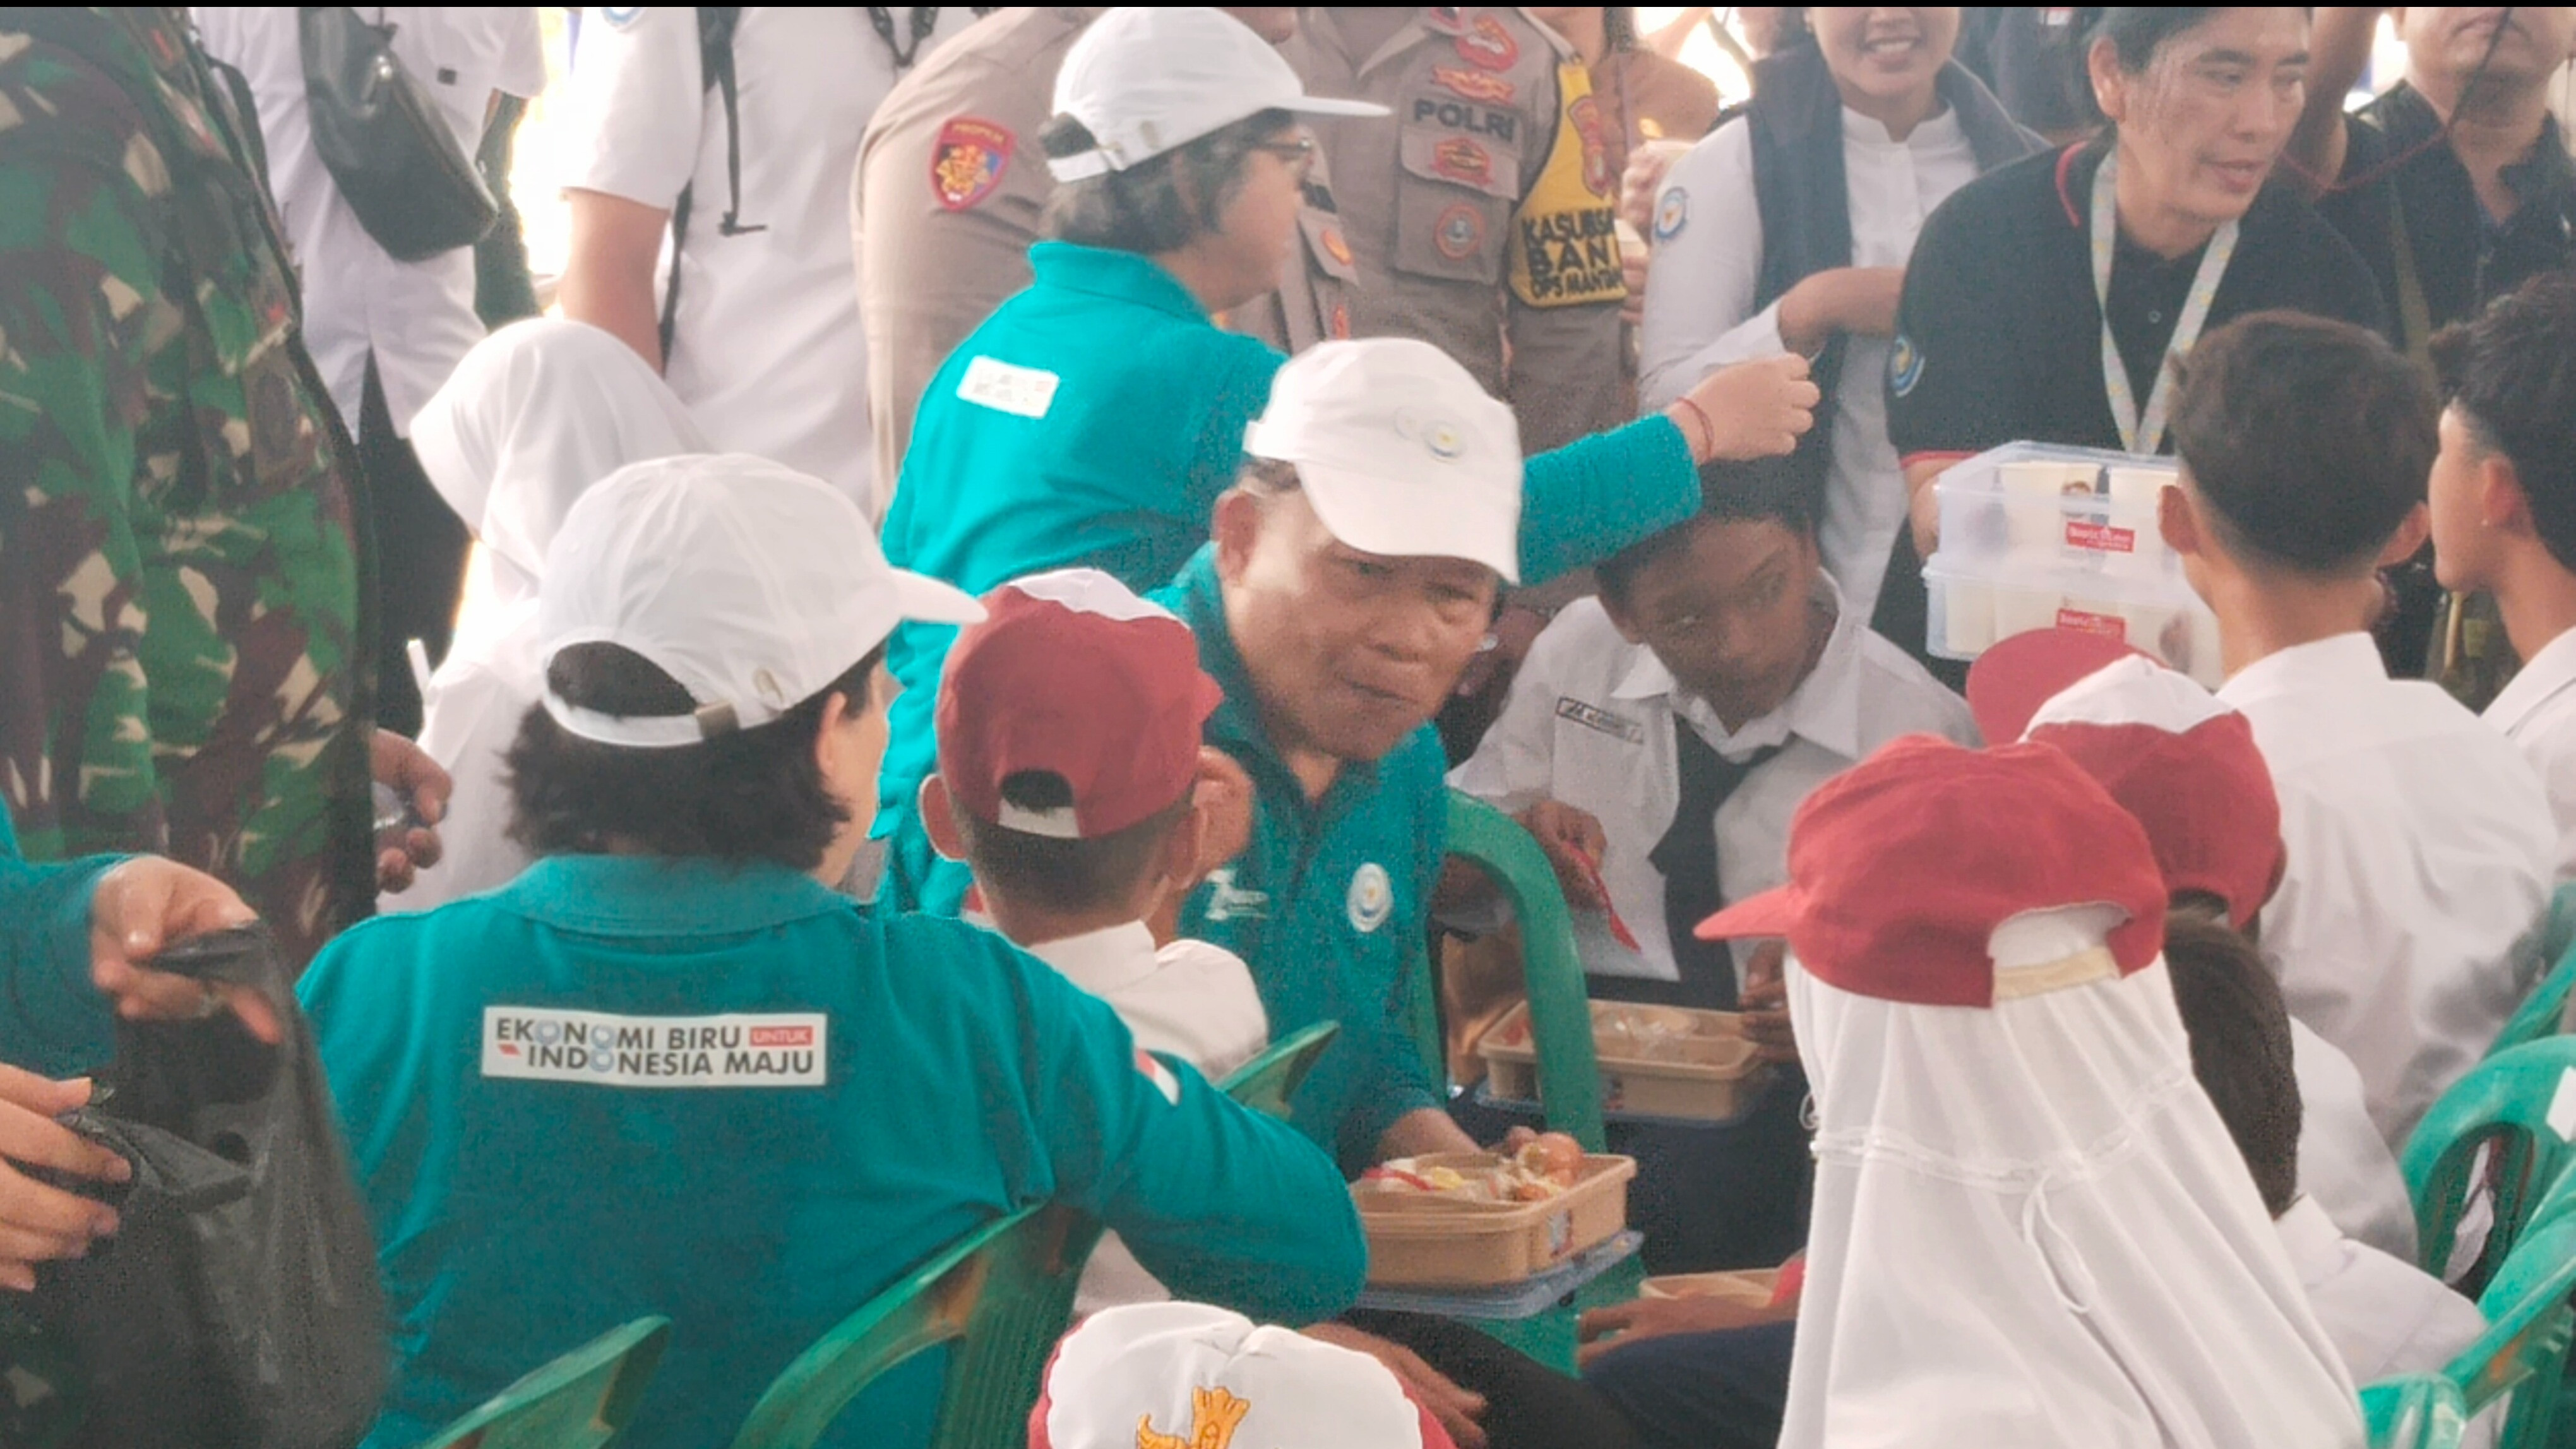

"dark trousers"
[1584, 1320, 1797, 1449]
[359, 356, 469, 737]
[1452, 1069, 1813, 1275]
[1344, 1308, 1641, 1449]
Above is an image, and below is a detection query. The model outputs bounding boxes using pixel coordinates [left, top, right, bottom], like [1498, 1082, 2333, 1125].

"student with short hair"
[922, 567, 1268, 1311]
[296, 456, 1366, 1449]
[2163, 310, 2555, 1145]
[2426, 274, 2576, 881]
[1450, 455, 1976, 1270]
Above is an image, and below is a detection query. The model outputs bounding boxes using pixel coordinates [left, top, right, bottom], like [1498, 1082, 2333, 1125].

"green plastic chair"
[2361, 1374, 2470, 1449]
[2402, 1037, 2576, 1278]
[727, 1204, 1102, 1449]
[2491, 886, 2576, 1060]
[416, 1316, 670, 1449]
[1219, 1020, 1340, 1119]
[1435, 790, 1609, 1152]
[2445, 1185, 2576, 1449]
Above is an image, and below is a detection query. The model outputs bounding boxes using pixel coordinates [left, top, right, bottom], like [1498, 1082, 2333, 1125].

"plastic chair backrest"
[1437, 790, 1608, 1151]
[2401, 1037, 2576, 1276]
[1220, 1020, 1340, 1119]
[2447, 1181, 2576, 1448]
[2489, 886, 2576, 1059]
[2361, 1374, 2470, 1449]
[726, 1205, 1102, 1449]
[417, 1316, 671, 1449]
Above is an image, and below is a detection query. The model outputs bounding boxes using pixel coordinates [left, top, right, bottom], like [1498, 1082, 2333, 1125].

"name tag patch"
[957, 355, 1060, 419]
[1556, 696, 1645, 744]
[482, 1008, 827, 1088]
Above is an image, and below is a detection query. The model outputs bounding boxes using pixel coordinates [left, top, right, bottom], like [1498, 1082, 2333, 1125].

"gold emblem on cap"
[1136, 1386, 1251, 1449]
[1425, 420, 1465, 461]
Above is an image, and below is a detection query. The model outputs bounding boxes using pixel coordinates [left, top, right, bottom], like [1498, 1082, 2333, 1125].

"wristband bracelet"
[1673, 396, 1717, 460]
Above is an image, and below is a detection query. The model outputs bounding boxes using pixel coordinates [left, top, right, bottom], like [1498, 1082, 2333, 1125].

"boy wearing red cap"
[923, 567, 1270, 1309]
[2162, 311, 2554, 1146]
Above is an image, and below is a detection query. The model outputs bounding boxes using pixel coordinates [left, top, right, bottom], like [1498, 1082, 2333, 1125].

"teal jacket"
[297, 854, 1365, 1449]
[874, 241, 1701, 917]
[1157, 550, 1451, 1173]
[0, 797, 119, 1076]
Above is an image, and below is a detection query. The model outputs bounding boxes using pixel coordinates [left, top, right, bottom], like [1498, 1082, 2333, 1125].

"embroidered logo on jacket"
[930, 116, 1014, 211]
[1348, 862, 1395, 933]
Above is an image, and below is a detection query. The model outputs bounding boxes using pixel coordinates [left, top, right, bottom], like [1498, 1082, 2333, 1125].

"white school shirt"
[1028, 922, 1270, 1314]
[1450, 578, 1978, 990]
[2486, 626, 2576, 884]
[192, 8, 546, 436]
[562, 7, 972, 516]
[2292, 1019, 2419, 1261]
[1635, 108, 1981, 622]
[2275, 1196, 2494, 1448]
[2221, 633, 2556, 1147]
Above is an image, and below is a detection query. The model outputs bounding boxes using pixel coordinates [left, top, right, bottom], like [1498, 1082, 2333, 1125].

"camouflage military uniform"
[0, 7, 374, 971]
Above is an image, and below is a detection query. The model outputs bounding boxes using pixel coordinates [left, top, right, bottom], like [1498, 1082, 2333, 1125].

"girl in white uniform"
[396, 318, 708, 910]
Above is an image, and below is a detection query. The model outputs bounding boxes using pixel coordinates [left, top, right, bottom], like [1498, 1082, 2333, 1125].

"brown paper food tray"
[1477, 1000, 1768, 1121]
[1643, 1267, 1781, 1304]
[1356, 1153, 1637, 1287]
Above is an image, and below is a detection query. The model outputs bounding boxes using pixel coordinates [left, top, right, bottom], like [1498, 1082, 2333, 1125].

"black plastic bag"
[299, 6, 498, 261]
[20, 924, 388, 1449]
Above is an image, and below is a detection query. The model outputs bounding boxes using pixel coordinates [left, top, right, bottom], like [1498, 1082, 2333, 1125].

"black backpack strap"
[659, 5, 757, 359]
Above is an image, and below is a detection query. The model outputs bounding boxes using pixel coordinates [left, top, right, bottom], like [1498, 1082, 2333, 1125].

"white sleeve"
[491, 6, 549, 99]
[189, 8, 249, 66]
[1636, 119, 1779, 413]
[561, 4, 704, 210]
[1448, 612, 1583, 814]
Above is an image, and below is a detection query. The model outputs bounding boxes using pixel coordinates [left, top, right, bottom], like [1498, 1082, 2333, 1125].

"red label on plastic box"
[2056, 607, 2127, 640]
[2064, 519, 2137, 553]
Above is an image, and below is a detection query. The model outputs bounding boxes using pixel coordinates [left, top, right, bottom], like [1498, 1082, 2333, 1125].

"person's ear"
[2378, 501, 2433, 567]
[1157, 794, 1211, 897]
[2482, 454, 2536, 537]
[919, 775, 969, 863]
[2157, 480, 2204, 559]
[2086, 36, 2128, 123]
[1213, 487, 1265, 583]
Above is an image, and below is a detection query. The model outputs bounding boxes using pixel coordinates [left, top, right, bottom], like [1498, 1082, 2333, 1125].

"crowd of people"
[2, 5, 2575, 1449]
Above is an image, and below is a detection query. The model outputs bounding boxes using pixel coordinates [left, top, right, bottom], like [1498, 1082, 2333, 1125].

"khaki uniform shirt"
[1280, 8, 1626, 453]
[856, 6, 1360, 495]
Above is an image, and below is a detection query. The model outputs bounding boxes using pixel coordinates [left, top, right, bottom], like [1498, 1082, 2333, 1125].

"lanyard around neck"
[2090, 150, 2239, 454]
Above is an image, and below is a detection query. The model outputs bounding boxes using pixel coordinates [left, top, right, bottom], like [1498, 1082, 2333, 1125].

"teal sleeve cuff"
[1516, 414, 1700, 588]
[4, 853, 122, 1078]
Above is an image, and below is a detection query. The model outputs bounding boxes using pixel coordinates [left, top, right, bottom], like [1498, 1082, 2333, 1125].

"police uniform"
[856, 6, 1363, 498]
[1280, 8, 1628, 453]
[563, 6, 977, 516]
[871, 239, 1703, 917]
[298, 856, 1367, 1449]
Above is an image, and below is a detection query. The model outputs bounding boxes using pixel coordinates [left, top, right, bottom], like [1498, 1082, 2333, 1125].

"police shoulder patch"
[1888, 333, 1926, 398]
[931, 116, 1014, 212]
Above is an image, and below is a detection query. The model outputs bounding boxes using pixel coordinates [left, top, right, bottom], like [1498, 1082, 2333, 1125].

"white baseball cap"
[1032, 1302, 1454, 1449]
[1047, 6, 1387, 182]
[536, 454, 983, 748]
[1244, 337, 1525, 583]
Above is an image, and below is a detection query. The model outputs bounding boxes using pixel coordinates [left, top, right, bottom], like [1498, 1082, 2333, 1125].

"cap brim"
[1695, 886, 1799, 941]
[893, 569, 989, 628]
[1285, 96, 1393, 119]
[1965, 628, 2149, 744]
[1294, 456, 1521, 584]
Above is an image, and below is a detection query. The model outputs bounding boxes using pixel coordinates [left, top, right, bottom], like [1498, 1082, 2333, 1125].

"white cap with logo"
[537, 453, 984, 748]
[1244, 337, 1525, 583]
[1048, 6, 1388, 182]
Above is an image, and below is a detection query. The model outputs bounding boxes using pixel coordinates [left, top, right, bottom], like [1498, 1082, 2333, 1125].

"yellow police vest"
[1506, 59, 1625, 308]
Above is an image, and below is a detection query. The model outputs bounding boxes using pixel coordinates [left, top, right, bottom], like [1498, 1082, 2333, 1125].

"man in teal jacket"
[296, 456, 1366, 1449]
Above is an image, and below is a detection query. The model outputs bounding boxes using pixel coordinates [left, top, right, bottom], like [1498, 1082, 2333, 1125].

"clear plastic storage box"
[1921, 442, 2224, 687]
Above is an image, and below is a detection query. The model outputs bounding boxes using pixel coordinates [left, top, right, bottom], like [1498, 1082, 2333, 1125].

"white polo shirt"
[192, 7, 546, 436]
[2222, 633, 2556, 1147]
[1450, 579, 1978, 990]
[2276, 1196, 2491, 1446]
[1027, 921, 1269, 1314]
[2486, 627, 2576, 884]
[561, 6, 974, 515]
